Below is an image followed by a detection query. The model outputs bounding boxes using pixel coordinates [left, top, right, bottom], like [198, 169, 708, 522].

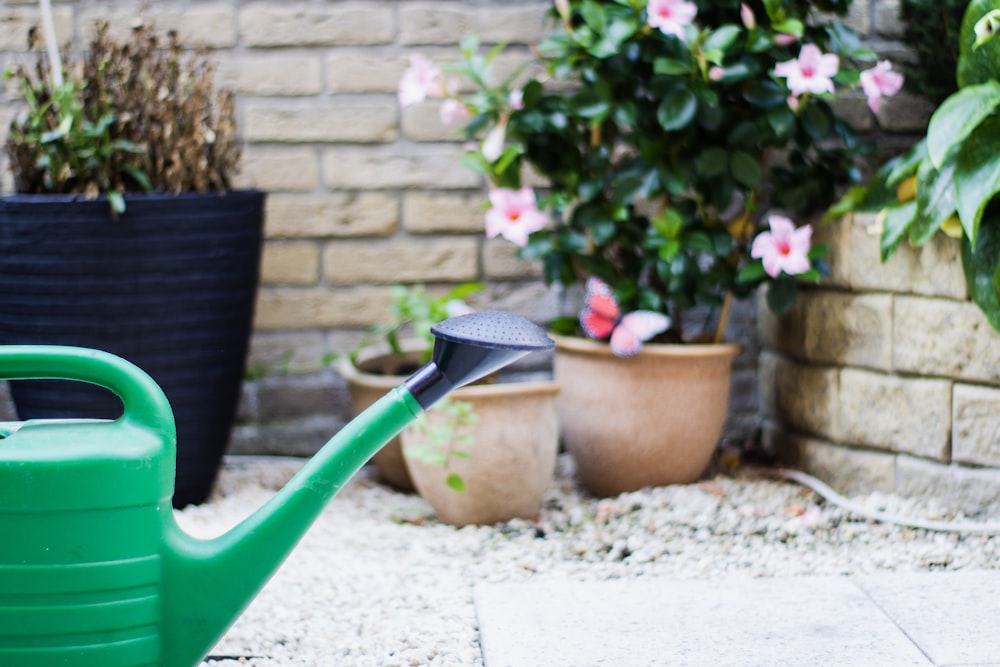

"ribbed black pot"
[0, 191, 264, 507]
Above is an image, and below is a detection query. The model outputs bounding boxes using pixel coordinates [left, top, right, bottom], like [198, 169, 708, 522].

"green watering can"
[0, 311, 552, 667]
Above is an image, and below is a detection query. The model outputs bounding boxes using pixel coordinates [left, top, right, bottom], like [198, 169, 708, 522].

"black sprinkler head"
[404, 311, 554, 409]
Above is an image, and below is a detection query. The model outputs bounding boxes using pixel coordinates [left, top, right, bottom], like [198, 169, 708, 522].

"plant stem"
[713, 291, 733, 344]
[38, 0, 64, 88]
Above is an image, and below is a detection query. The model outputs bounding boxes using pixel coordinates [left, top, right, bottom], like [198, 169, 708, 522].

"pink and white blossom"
[398, 54, 444, 107]
[646, 0, 698, 41]
[773, 33, 798, 47]
[439, 98, 470, 127]
[751, 215, 813, 278]
[859, 60, 904, 113]
[774, 44, 839, 97]
[485, 187, 548, 247]
[481, 122, 507, 162]
[740, 3, 756, 30]
[508, 88, 525, 110]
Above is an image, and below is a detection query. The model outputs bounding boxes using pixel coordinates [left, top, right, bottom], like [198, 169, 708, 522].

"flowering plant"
[831, 0, 1000, 332]
[401, 0, 901, 347]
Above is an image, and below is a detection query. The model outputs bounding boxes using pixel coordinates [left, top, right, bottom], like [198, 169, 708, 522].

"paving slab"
[856, 570, 1000, 667]
[475, 573, 1000, 667]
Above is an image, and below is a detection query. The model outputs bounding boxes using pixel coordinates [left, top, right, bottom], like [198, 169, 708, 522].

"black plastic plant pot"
[0, 191, 265, 507]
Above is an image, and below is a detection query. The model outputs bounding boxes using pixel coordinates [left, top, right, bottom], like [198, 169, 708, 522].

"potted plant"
[337, 283, 560, 526]
[0, 13, 264, 507]
[831, 0, 1000, 333]
[400, 0, 902, 495]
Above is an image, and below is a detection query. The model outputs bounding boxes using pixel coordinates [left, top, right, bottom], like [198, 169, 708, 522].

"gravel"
[185, 455, 1000, 667]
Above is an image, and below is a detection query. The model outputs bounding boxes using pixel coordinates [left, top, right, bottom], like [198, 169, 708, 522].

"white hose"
[760, 467, 1000, 535]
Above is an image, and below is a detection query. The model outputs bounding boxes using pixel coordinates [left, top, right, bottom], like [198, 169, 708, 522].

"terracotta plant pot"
[553, 334, 740, 497]
[401, 380, 559, 527]
[336, 343, 425, 491]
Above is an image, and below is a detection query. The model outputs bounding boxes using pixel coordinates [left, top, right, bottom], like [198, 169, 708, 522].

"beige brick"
[895, 455, 1000, 517]
[80, 6, 238, 48]
[874, 0, 903, 38]
[266, 193, 399, 238]
[803, 291, 893, 370]
[321, 146, 480, 189]
[758, 352, 839, 438]
[953, 384, 1000, 467]
[828, 95, 874, 133]
[401, 102, 464, 142]
[255, 285, 396, 329]
[236, 147, 319, 192]
[326, 52, 408, 94]
[261, 241, 321, 286]
[812, 215, 850, 288]
[878, 92, 936, 132]
[0, 7, 72, 50]
[839, 368, 951, 459]
[244, 103, 398, 143]
[894, 297, 1000, 384]
[840, 212, 967, 299]
[400, 3, 548, 45]
[799, 436, 897, 495]
[483, 237, 542, 280]
[403, 191, 484, 233]
[248, 330, 329, 375]
[239, 4, 394, 47]
[322, 237, 479, 284]
[219, 54, 322, 96]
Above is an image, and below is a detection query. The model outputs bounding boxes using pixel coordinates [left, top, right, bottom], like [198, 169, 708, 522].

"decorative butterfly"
[579, 278, 671, 356]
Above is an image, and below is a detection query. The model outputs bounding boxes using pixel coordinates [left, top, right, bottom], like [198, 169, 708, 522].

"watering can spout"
[160, 311, 552, 667]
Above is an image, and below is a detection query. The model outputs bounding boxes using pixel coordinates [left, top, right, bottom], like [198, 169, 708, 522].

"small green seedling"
[404, 397, 478, 492]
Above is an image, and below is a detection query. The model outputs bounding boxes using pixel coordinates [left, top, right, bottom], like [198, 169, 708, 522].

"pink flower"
[647, 0, 697, 41]
[439, 98, 470, 127]
[774, 44, 839, 97]
[773, 33, 798, 47]
[485, 187, 548, 247]
[860, 61, 904, 113]
[481, 121, 507, 162]
[398, 54, 444, 107]
[740, 3, 756, 30]
[508, 88, 524, 110]
[751, 215, 813, 278]
[709, 66, 725, 81]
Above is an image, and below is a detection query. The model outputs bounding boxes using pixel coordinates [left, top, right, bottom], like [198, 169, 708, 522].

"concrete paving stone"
[856, 570, 1000, 667]
[476, 576, 933, 667]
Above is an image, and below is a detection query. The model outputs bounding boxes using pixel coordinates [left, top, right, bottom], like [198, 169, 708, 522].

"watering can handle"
[0, 345, 173, 433]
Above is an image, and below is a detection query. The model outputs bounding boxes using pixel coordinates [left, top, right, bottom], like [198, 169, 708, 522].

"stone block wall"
[1, 0, 979, 479]
[760, 212, 1000, 515]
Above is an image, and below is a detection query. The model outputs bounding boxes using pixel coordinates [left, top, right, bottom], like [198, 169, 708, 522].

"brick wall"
[3, 1, 981, 486]
[760, 212, 1000, 515]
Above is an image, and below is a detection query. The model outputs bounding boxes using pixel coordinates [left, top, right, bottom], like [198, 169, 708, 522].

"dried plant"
[4, 21, 240, 213]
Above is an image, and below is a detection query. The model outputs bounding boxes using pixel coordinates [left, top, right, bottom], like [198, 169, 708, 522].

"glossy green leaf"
[954, 115, 1000, 244]
[653, 57, 691, 75]
[695, 147, 728, 178]
[703, 25, 742, 53]
[909, 151, 957, 246]
[958, 0, 1000, 86]
[765, 277, 798, 315]
[656, 88, 698, 131]
[880, 200, 918, 261]
[926, 81, 1000, 168]
[445, 473, 467, 493]
[961, 208, 1000, 332]
[730, 151, 761, 188]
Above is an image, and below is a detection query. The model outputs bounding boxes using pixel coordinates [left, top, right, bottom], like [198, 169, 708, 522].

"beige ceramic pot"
[336, 343, 425, 491]
[552, 334, 740, 497]
[401, 380, 559, 527]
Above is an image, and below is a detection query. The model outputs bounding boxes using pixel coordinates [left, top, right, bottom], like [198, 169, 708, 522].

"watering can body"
[0, 314, 552, 666]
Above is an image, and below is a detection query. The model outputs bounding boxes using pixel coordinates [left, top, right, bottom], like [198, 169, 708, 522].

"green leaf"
[654, 58, 690, 75]
[695, 147, 728, 178]
[730, 151, 761, 189]
[656, 88, 698, 131]
[772, 18, 804, 37]
[445, 473, 467, 492]
[736, 260, 768, 284]
[766, 106, 796, 137]
[909, 151, 957, 246]
[954, 115, 1000, 244]
[108, 190, 126, 216]
[961, 208, 1000, 332]
[703, 24, 741, 54]
[926, 81, 1000, 169]
[765, 277, 798, 315]
[880, 201, 918, 261]
[958, 0, 1000, 86]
